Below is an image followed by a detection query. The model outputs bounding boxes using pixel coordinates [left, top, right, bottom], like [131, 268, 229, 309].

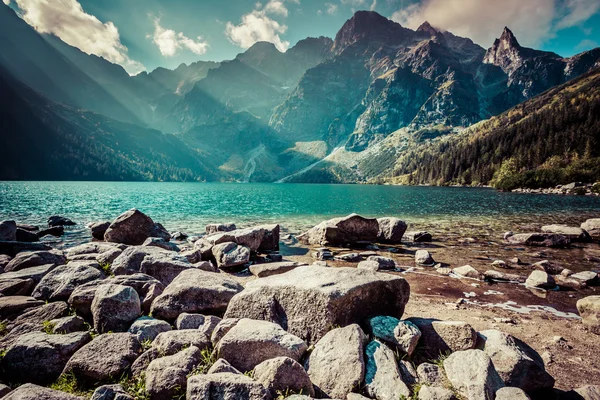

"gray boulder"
[0, 296, 44, 320]
[208, 358, 242, 374]
[139, 254, 194, 285]
[404, 231, 432, 242]
[257, 224, 280, 252]
[63, 333, 143, 383]
[48, 216, 75, 226]
[128, 316, 172, 342]
[211, 318, 240, 346]
[146, 346, 201, 399]
[582, 218, 600, 239]
[366, 256, 396, 270]
[110, 245, 186, 277]
[297, 214, 380, 246]
[142, 237, 179, 252]
[8, 301, 68, 331]
[203, 226, 266, 253]
[571, 271, 599, 285]
[505, 233, 570, 247]
[495, 387, 531, 400]
[574, 385, 600, 400]
[150, 269, 243, 321]
[151, 329, 211, 356]
[186, 372, 271, 400]
[206, 223, 236, 235]
[175, 313, 206, 329]
[50, 315, 86, 334]
[2, 383, 82, 400]
[525, 270, 556, 289]
[15, 229, 38, 243]
[305, 324, 366, 399]
[577, 296, 600, 334]
[91, 284, 141, 333]
[368, 316, 421, 356]
[253, 356, 315, 398]
[377, 217, 407, 243]
[415, 250, 434, 266]
[224, 266, 410, 344]
[443, 349, 505, 400]
[32, 262, 105, 301]
[4, 250, 65, 272]
[541, 224, 591, 242]
[212, 242, 250, 268]
[478, 329, 554, 392]
[89, 221, 111, 241]
[452, 265, 481, 279]
[91, 384, 133, 400]
[215, 318, 307, 372]
[0, 220, 17, 241]
[418, 386, 456, 400]
[357, 260, 383, 271]
[0, 278, 35, 296]
[104, 209, 168, 245]
[1, 331, 91, 384]
[249, 261, 299, 278]
[364, 340, 411, 400]
[407, 318, 477, 357]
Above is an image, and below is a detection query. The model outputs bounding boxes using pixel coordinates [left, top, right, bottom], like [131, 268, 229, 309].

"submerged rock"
[48, 216, 75, 227]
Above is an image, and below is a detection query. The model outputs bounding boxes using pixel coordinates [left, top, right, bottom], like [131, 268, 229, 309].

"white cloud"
[225, 0, 292, 52]
[576, 38, 599, 50]
[150, 17, 209, 57]
[3, 0, 11, 5]
[370, 0, 377, 11]
[555, 0, 600, 29]
[325, 2, 338, 15]
[12, 0, 144, 74]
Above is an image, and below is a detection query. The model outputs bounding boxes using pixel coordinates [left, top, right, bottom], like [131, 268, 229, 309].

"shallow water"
[1, 181, 599, 245]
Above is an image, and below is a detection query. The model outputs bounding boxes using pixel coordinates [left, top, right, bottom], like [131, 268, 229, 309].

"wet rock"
[581, 218, 600, 239]
[415, 250, 434, 266]
[146, 346, 201, 399]
[150, 269, 243, 321]
[541, 224, 591, 242]
[15, 228, 38, 243]
[1, 331, 91, 384]
[495, 387, 531, 400]
[48, 216, 75, 227]
[224, 266, 410, 345]
[91, 284, 141, 333]
[128, 316, 172, 342]
[4, 250, 66, 272]
[478, 329, 554, 392]
[532, 260, 563, 275]
[416, 362, 446, 386]
[2, 383, 82, 400]
[577, 296, 600, 334]
[142, 237, 179, 252]
[305, 324, 366, 399]
[368, 316, 421, 356]
[90, 384, 133, 400]
[208, 358, 242, 374]
[152, 329, 211, 356]
[364, 340, 411, 399]
[206, 223, 236, 235]
[0, 220, 17, 241]
[50, 315, 86, 333]
[366, 256, 396, 270]
[453, 265, 481, 279]
[253, 356, 315, 398]
[0, 278, 35, 296]
[377, 217, 407, 244]
[505, 233, 570, 247]
[407, 318, 477, 356]
[211, 318, 240, 346]
[89, 221, 111, 241]
[216, 318, 307, 372]
[212, 242, 250, 268]
[186, 372, 271, 400]
[0, 296, 44, 320]
[249, 261, 300, 277]
[64, 333, 143, 383]
[175, 313, 206, 329]
[37, 226, 64, 238]
[418, 386, 456, 400]
[297, 214, 379, 246]
[525, 270, 556, 289]
[443, 349, 505, 400]
[104, 209, 168, 245]
[404, 231, 432, 242]
[32, 262, 105, 301]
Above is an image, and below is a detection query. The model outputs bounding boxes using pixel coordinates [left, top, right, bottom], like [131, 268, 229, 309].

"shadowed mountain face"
[1, 7, 600, 182]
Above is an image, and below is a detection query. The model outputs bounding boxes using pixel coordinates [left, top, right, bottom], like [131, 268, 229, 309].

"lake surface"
[1, 181, 599, 245]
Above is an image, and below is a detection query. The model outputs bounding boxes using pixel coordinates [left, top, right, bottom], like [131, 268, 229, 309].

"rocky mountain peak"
[417, 21, 438, 35]
[332, 11, 409, 54]
[483, 26, 526, 73]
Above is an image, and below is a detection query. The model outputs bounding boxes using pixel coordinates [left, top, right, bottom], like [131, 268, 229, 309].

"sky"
[4, 0, 600, 75]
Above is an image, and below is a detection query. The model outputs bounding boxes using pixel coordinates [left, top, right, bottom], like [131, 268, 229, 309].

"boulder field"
[0, 210, 598, 400]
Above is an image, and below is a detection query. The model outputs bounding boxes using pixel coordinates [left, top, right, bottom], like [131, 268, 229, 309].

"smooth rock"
[443, 349, 505, 400]
[334, 252, 362, 262]
[377, 217, 407, 244]
[128, 316, 172, 342]
[577, 296, 600, 334]
[408, 318, 477, 356]
[366, 256, 396, 270]
[145, 346, 201, 399]
[139, 254, 194, 285]
[186, 372, 271, 400]
[415, 250, 434, 266]
[249, 261, 300, 277]
[15, 229, 38, 243]
[142, 237, 179, 252]
[2, 384, 82, 400]
[151, 329, 211, 356]
[89, 221, 111, 241]
[175, 313, 206, 330]
[541, 224, 591, 242]
[505, 233, 570, 247]
[297, 214, 379, 246]
[4, 250, 65, 272]
[206, 223, 236, 235]
[50, 315, 86, 333]
[306, 324, 366, 399]
[525, 270, 556, 289]
[404, 231, 432, 242]
[532, 260, 563, 275]
[104, 209, 168, 245]
[32, 262, 105, 301]
[453, 265, 481, 279]
[48, 216, 75, 226]
[418, 386, 456, 400]
[368, 316, 421, 356]
[484, 270, 525, 283]
[574, 385, 600, 400]
[0, 278, 35, 296]
[216, 318, 307, 372]
[364, 340, 411, 400]
[37, 226, 64, 238]
[91, 284, 141, 333]
[581, 218, 600, 239]
[495, 387, 531, 400]
[253, 356, 315, 397]
[571, 271, 599, 285]
[0, 296, 44, 320]
[0, 241, 51, 257]
[212, 242, 250, 268]
[9, 301, 68, 330]
[224, 266, 410, 344]
[357, 260, 383, 271]
[207, 358, 242, 375]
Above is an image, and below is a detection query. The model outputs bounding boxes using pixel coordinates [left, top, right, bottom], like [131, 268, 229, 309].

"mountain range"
[1, 5, 599, 185]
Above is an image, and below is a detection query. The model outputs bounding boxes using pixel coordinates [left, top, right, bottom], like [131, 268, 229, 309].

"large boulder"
[258, 224, 280, 252]
[249, 261, 300, 278]
[0, 296, 44, 320]
[139, 254, 194, 285]
[89, 221, 111, 240]
[1, 331, 91, 384]
[581, 218, 600, 239]
[305, 324, 366, 399]
[495, 387, 531, 400]
[541, 224, 591, 242]
[368, 316, 421, 356]
[32, 262, 105, 301]
[297, 214, 380, 246]
[377, 217, 407, 244]
[0, 241, 51, 257]
[142, 237, 179, 252]
[215, 318, 307, 372]
[407, 318, 477, 356]
[212, 242, 250, 268]
[63, 333, 143, 383]
[443, 349, 505, 400]
[128, 316, 172, 342]
[146, 346, 201, 399]
[0, 220, 17, 241]
[404, 231, 432, 242]
[505, 233, 570, 247]
[224, 266, 410, 344]
[206, 223, 236, 235]
[418, 386, 456, 400]
[478, 329, 554, 392]
[110, 246, 179, 275]
[364, 340, 411, 399]
[0, 278, 34, 296]
[2, 384, 82, 400]
[151, 330, 211, 356]
[202, 226, 267, 253]
[253, 356, 315, 398]
[8, 301, 68, 330]
[186, 372, 271, 400]
[416, 363, 446, 386]
[91, 284, 141, 333]
[104, 209, 168, 245]
[577, 296, 600, 334]
[150, 269, 243, 321]
[4, 250, 66, 272]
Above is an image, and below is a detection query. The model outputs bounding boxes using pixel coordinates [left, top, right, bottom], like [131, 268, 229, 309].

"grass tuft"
[188, 348, 217, 377]
[42, 320, 56, 334]
[50, 372, 91, 397]
[120, 373, 150, 400]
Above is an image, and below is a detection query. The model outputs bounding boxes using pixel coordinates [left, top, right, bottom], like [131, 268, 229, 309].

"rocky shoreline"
[0, 210, 599, 400]
[512, 182, 600, 196]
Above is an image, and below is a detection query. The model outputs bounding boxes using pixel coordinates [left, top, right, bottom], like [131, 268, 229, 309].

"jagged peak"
[498, 26, 521, 48]
[333, 10, 408, 54]
[417, 21, 438, 33]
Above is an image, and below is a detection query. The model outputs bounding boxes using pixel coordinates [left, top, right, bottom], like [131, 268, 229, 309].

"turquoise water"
[1, 181, 599, 244]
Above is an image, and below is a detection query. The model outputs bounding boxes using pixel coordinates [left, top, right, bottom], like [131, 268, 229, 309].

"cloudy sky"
[4, 0, 600, 75]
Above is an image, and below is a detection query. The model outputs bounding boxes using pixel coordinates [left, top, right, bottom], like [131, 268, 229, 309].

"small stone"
[525, 270, 556, 289]
[415, 250, 434, 266]
[577, 296, 600, 334]
[145, 346, 201, 399]
[495, 387, 531, 400]
[418, 386, 457, 400]
[453, 265, 481, 279]
[175, 313, 205, 330]
[405, 231, 432, 242]
[91, 384, 133, 400]
[128, 316, 172, 342]
[368, 316, 421, 356]
[416, 362, 446, 386]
